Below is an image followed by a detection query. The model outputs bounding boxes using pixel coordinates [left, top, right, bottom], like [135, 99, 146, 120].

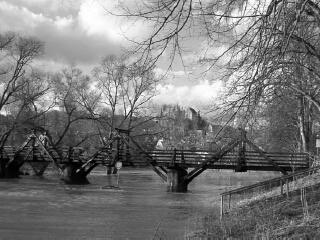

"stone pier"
[166, 166, 188, 192]
[0, 157, 21, 178]
[62, 163, 89, 184]
[106, 165, 118, 175]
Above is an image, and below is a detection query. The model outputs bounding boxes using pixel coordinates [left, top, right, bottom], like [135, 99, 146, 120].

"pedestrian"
[155, 138, 164, 150]
[39, 131, 49, 148]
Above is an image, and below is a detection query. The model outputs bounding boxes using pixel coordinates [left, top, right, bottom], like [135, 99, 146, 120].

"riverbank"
[188, 173, 320, 239]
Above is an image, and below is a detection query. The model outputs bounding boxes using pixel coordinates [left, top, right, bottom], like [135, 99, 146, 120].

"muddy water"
[0, 168, 279, 240]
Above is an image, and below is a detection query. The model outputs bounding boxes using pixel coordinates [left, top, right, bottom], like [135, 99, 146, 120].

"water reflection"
[0, 168, 279, 239]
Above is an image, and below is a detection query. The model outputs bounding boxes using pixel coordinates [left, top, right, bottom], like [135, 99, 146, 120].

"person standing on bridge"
[39, 131, 49, 148]
[155, 138, 165, 150]
[153, 138, 165, 162]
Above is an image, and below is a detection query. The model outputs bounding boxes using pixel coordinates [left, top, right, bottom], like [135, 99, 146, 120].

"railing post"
[220, 195, 224, 219]
[181, 149, 185, 164]
[236, 128, 247, 172]
[286, 179, 289, 199]
[280, 179, 283, 195]
[228, 194, 231, 210]
[171, 148, 177, 166]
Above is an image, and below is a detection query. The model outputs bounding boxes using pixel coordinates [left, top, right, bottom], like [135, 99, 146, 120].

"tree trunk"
[298, 96, 314, 153]
[298, 96, 307, 152]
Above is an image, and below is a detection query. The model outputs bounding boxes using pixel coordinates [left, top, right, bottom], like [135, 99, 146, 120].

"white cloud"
[0, 0, 154, 65]
[8, 0, 80, 17]
[0, 0, 122, 64]
[0, 1, 46, 32]
[153, 80, 223, 108]
[78, 0, 119, 40]
[78, 0, 151, 44]
[54, 15, 74, 29]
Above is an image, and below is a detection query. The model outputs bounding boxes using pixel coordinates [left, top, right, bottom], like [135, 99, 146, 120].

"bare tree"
[91, 55, 159, 141]
[0, 34, 43, 111]
[0, 33, 46, 147]
[49, 67, 96, 147]
[116, 0, 320, 152]
[116, 0, 320, 109]
[119, 62, 159, 130]
[92, 55, 126, 133]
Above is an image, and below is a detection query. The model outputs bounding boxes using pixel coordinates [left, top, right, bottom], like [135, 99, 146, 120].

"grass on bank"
[187, 180, 320, 239]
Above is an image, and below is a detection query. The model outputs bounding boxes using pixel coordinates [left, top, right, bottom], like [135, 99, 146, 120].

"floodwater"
[0, 168, 279, 240]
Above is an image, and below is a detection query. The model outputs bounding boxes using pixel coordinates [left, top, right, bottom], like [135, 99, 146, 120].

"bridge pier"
[62, 163, 89, 184]
[167, 166, 188, 192]
[106, 165, 118, 175]
[0, 164, 20, 178]
[0, 156, 23, 178]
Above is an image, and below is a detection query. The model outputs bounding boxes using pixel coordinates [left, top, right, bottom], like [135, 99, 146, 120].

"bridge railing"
[0, 145, 106, 163]
[1, 145, 311, 171]
[220, 163, 320, 217]
[142, 149, 309, 169]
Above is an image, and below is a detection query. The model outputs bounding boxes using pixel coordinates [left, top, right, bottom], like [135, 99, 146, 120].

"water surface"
[0, 168, 279, 239]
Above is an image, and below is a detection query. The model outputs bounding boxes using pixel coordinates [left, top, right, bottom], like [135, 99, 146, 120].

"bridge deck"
[1, 146, 310, 172]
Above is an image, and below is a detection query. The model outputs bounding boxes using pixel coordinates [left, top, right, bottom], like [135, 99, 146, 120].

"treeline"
[156, 103, 320, 154]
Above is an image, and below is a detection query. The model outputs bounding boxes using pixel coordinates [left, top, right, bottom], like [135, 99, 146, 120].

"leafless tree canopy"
[117, 0, 320, 115]
[89, 55, 159, 141]
[0, 33, 46, 147]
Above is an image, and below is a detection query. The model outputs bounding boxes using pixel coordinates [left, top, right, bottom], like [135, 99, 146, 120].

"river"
[0, 168, 279, 240]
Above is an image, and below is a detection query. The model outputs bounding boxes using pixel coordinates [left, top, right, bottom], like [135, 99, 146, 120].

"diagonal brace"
[125, 135, 167, 182]
[245, 139, 287, 175]
[185, 139, 240, 184]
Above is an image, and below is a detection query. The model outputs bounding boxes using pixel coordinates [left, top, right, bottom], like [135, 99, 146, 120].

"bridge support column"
[167, 166, 188, 192]
[0, 157, 21, 178]
[62, 163, 89, 184]
[106, 165, 117, 175]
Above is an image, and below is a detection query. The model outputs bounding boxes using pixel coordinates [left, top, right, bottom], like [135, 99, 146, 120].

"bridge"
[0, 128, 311, 192]
[0, 133, 115, 184]
[124, 129, 310, 192]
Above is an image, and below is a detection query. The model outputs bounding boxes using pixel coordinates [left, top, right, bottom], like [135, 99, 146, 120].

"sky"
[0, 0, 223, 110]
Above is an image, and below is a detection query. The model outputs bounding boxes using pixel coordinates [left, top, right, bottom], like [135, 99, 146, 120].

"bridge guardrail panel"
[147, 149, 309, 171]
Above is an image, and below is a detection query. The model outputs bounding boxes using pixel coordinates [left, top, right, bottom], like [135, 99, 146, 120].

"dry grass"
[187, 172, 320, 239]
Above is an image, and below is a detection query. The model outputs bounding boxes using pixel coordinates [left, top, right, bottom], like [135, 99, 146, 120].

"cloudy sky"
[0, 0, 223, 109]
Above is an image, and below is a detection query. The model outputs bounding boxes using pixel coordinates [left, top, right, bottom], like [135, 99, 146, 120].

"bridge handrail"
[221, 164, 320, 197]
[148, 149, 309, 157]
[146, 149, 309, 167]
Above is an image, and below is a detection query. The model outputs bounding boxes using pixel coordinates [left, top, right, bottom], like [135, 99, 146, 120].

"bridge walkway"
[113, 128, 311, 192]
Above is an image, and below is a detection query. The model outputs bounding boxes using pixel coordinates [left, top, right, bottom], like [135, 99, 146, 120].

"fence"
[220, 161, 320, 218]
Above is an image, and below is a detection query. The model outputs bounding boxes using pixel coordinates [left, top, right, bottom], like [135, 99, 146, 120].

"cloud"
[0, 0, 129, 65]
[153, 80, 223, 108]
[6, 0, 80, 18]
[78, 0, 120, 41]
[78, 0, 152, 43]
